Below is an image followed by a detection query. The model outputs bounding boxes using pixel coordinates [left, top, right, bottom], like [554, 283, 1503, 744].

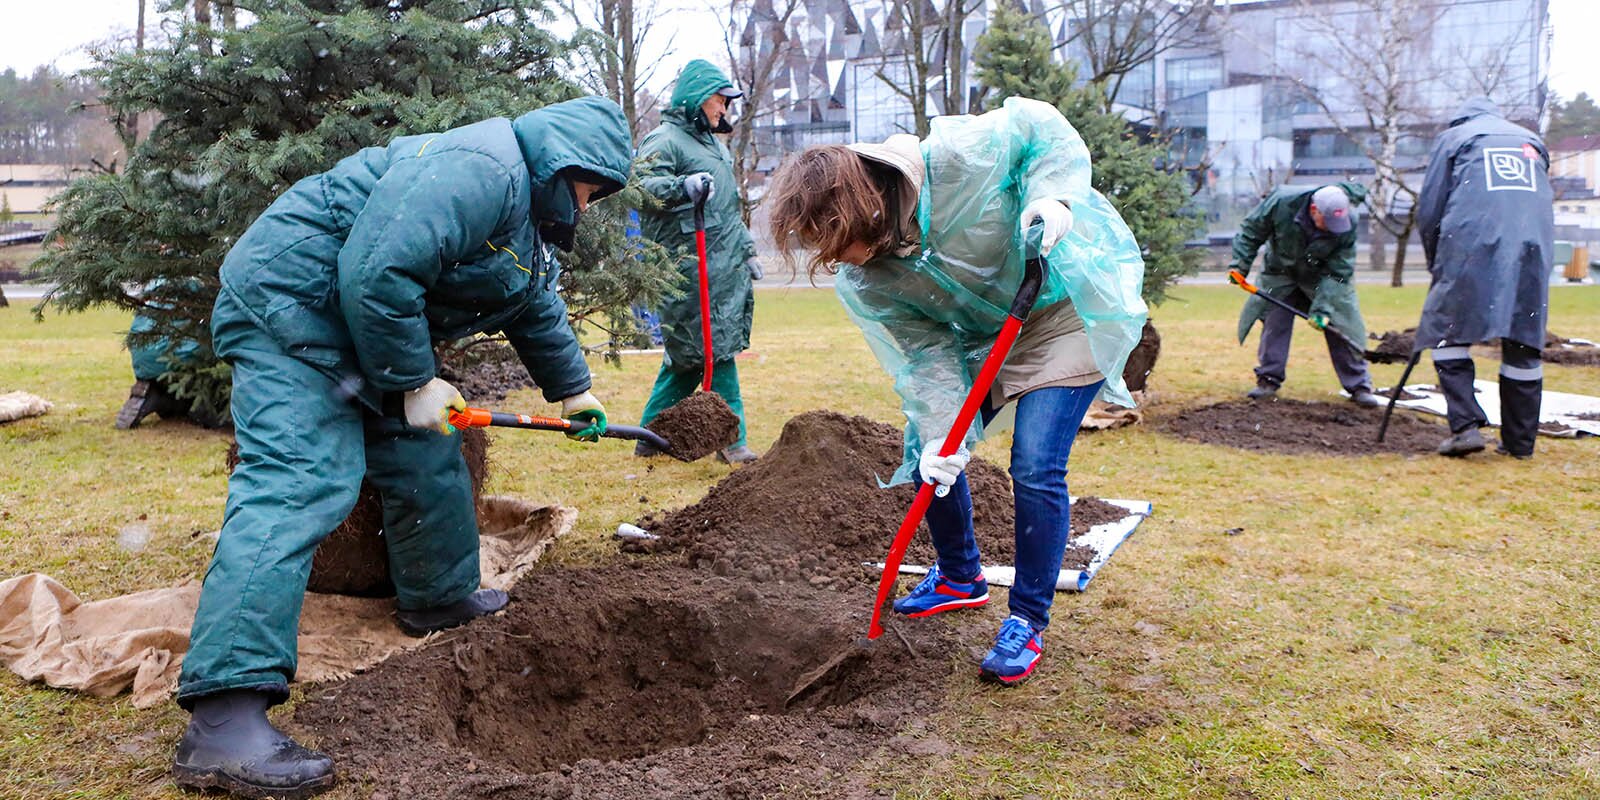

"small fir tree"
[974, 1, 1203, 304]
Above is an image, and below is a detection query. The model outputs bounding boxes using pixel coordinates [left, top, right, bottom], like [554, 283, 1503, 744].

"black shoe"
[172, 690, 335, 799]
[1495, 442, 1533, 460]
[634, 439, 664, 457]
[1246, 381, 1278, 401]
[1437, 428, 1486, 457]
[394, 588, 509, 637]
[1349, 389, 1382, 408]
[715, 444, 760, 464]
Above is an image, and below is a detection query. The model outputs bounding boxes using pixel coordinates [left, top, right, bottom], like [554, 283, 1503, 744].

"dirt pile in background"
[437, 342, 537, 403]
[1542, 332, 1600, 367]
[1158, 399, 1445, 455]
[643, 392, 741, 461]
[1369, 329, 1416, 362]
[1372, 329, 1600, 368]
[225, 427, 489, 597]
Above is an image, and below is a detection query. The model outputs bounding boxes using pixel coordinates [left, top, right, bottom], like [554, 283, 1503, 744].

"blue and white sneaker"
[891, 565, 989, 618]
[980, 616, 1044, 685]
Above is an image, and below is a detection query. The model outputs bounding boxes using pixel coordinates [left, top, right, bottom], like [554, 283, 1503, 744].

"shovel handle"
[448, 407, 673, 452]
[868, 242, 1047, 640]
[695, 194, 713, 392]
[1227, 269, 1372, 359]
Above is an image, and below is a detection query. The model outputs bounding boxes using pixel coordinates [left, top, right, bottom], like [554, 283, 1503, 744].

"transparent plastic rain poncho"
[835, 98, 1148, 485]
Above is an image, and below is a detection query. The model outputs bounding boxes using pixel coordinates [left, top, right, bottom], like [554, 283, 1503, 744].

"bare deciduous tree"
[1051, 0, 1213, 108]
[874, 0, 983, 137]
[715, 0, 806, 224]
[1256, 0, 1530, 286]
[562, 0, 676, 138]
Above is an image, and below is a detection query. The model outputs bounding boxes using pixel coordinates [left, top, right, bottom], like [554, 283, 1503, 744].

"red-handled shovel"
[866, 237, 1047, 640]
[694, 192, 714, 392]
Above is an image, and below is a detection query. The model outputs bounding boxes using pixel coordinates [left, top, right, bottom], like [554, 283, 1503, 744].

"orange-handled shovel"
[449, 407, 672, 453]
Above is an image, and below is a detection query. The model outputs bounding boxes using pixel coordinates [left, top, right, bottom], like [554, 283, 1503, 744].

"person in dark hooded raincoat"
[1415, 97, 1554, 458]
[169, 96, 633, 799]
[634, 59, 760, 463]
[1230, 182, 1382, 407]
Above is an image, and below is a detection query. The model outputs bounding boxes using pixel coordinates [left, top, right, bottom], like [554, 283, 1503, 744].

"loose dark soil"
[1543, 332, 1600, 367]
[1122, 320, 1162, 392]
[224, 427, 489, 597]
[1369, 329, 1416, 362]
[295, 563, 970, 800]
[1572, 411, 1600, 422]
[292, 412, 1146, 799]
[437, 341, 537, 403]
[1158, 399, 1447, 455]
[631, 411, 1124, 581]
[643, 392, 741, 461]
[1540, 422, 1575, 434]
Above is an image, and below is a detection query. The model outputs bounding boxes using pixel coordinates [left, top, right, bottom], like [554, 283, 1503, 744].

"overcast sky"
[3, 0, 1596, 102]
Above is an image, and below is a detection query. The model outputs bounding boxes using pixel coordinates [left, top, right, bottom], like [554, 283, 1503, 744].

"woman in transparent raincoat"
[768, 97, 1146, 684]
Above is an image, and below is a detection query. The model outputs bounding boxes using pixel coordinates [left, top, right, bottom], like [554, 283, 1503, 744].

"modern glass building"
[735, 0, 1550, 238]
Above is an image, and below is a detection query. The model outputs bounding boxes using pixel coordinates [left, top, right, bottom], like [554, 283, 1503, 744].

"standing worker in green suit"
[1230, 183, 1382, 407]
[170, 96, 632, 799]
[634, 59, 760, 463]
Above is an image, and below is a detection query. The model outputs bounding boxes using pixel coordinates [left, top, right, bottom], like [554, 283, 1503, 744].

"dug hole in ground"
[292, 411, 1129, 799]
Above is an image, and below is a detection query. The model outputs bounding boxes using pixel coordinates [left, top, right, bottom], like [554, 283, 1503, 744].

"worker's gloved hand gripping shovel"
[448, 407, 672, 453]
[866, 228, 1047, 640]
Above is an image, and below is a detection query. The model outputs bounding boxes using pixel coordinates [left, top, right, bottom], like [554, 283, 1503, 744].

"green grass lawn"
[2, 283, 1598, 799]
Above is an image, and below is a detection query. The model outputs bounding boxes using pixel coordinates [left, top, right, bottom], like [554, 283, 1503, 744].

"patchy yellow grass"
[2, 282, 1597, 799]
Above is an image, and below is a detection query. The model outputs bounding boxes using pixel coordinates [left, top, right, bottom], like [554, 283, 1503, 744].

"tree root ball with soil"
[1122, 320, 1162, 392]
[225, 427, 489, 596]
[642, 392, 741, 461]
[1158, 399, 1447, 455]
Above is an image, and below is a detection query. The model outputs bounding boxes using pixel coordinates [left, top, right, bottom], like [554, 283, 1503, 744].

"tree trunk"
[619, 0, 638, 136]
[1390, 217, 1416, 287]
[129, 0, 146, 146]
[220, 1, 236, 30]
[193, 0, 213, 55]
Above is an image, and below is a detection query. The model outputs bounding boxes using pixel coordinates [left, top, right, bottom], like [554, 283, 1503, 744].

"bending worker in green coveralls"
[170, 96, 633, 800]
[634, 59, 761, 463]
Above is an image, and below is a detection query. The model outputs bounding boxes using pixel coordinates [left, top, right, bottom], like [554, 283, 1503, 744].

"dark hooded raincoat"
[636, 60, 757, 370]
[1414, 98, 1553, 351]
[178, 97, 633, 708]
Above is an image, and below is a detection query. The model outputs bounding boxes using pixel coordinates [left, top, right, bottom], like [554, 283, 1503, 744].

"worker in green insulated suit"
[635, 59, 760, 463]
[170, 96, 632, 800]
[1230, 182, 1381, 407]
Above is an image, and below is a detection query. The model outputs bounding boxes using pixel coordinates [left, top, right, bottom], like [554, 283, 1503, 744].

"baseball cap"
[716, 86, 744, 99]
[1311, 186, 1353, 234]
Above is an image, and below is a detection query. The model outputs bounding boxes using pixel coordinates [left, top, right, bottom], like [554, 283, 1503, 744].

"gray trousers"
[1254, 287, 1373, 393]
[1432, 340, 1542, 455]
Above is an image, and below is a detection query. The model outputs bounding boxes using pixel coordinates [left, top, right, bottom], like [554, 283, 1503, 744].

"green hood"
[511, 95, 634, 250]
[667, 59, 735, 132]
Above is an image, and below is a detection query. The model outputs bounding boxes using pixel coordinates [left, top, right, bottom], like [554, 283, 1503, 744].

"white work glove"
[1021, 198, 1074, 254]
[404, 378, 466, 435]
[559, 390, 608, 442]
[919, 441, 971, 488]
[683, 173, 715, 205]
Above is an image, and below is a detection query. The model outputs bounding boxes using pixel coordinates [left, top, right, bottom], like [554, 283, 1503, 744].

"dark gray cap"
[1311, 186, 1354, 234]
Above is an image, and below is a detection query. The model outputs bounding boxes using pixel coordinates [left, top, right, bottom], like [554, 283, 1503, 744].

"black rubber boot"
[1498, 376, 1541, 459]
[172, 690, 335, 799]
[395, 588, 509, 637]
[1349, 389, 1382, 408]
[715, 444, 760, 464]
[115, 380, 176, 430]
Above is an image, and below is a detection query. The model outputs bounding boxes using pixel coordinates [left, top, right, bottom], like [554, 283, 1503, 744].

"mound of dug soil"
[294, 563, 968, 800]
[635, 411, 1122, 581]
[1159, 399, 1446, 455]
[1369, 329, 1416, 362]
[644, 392, 741, 461]
[224, 427, 489, 597]
[1543, 333, 1600, 367]
[437, 342, 538, 403]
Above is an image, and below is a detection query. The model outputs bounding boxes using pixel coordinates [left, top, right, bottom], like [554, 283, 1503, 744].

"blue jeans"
[915, 382, 1104, 631]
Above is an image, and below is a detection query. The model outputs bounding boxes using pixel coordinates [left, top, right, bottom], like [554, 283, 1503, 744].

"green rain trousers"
[638, 358, 747, 448]
[176, 326, 479, 707]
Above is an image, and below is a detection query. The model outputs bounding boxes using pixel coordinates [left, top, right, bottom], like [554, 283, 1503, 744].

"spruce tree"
[974, 2, 1202, 304]
[35, 0, 673, 413]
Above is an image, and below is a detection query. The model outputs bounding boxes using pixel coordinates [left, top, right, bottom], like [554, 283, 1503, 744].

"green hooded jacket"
[636, 59, 757, 370]
[210, 96, 632, 411]
[1231, 182, 1369, 344]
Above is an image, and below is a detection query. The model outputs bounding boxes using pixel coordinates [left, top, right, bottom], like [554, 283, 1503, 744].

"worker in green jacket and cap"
[170, 96, 631, 800]
[634, 59, 760, 463]
[1230, 183, 1381, 407]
